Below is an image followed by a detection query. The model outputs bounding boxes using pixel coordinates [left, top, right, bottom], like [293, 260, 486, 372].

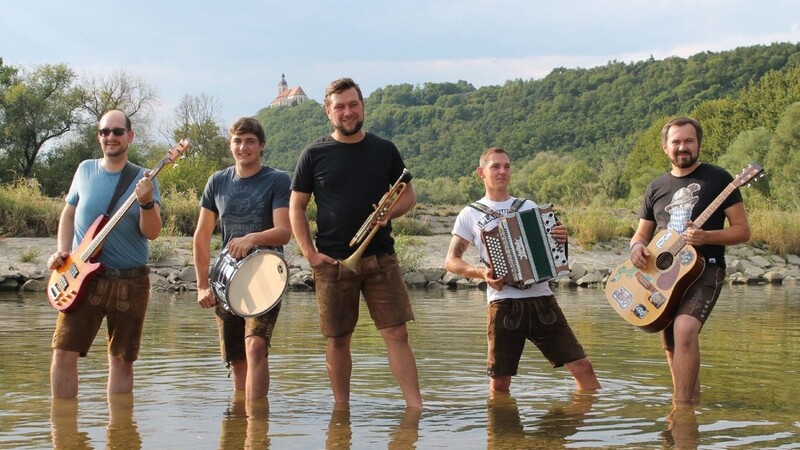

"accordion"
[481, 205, 569, 289]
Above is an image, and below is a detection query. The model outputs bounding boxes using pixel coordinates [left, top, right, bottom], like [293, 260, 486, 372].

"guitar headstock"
[165, 138, 192, 164]
[732, 162, 764, 188]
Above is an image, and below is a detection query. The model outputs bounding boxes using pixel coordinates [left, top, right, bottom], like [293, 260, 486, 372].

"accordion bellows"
[481, 205, 570, 289]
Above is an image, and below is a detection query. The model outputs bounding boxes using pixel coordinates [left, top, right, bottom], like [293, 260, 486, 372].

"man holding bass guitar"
[193, 117, 291, 399]
[629, 117, 750, 404]
[48, 109, 162, 399]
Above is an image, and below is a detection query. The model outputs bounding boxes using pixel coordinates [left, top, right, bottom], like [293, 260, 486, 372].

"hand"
[47, 251, 69, 270]
[681, 221, 706, 246]
[484, 267, 505, 291]
[630, 242, 650, 269]
[197, 287, 217, 309]
[227, 235, 256, 259]
[134, 172, 154, 205]
[551, 223, 568, 244]
[307, 250, 338, 268]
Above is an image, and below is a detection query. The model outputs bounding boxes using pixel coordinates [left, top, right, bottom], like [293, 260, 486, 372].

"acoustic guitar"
[47, 139, 191, 312]
[604, 162, 763, 332]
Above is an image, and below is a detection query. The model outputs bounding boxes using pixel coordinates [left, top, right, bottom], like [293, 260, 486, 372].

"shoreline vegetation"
[1, 180, 799, 257]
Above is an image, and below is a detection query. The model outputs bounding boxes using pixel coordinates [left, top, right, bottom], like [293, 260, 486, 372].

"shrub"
[0, 179, 61, 237]
[748, 209, 800, 256]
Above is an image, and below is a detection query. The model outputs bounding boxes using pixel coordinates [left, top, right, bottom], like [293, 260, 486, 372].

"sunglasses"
[97, 128, 128, 137]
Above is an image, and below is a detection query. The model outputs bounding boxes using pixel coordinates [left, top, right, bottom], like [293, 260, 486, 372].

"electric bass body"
[605, 229, 705, 333]
[47, 215, 108, 312]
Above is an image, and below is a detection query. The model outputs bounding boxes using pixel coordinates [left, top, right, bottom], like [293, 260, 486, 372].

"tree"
[167, 94, 228, 163]
[80, 69, 158, 123]
[0, 64, 84, 181]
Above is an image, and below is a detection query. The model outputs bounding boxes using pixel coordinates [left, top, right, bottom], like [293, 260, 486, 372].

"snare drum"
[209, 247, 289, 317]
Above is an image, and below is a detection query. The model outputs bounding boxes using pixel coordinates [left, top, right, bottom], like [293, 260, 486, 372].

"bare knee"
[380, 324, 409, 344]
[245, 336, 268, 360]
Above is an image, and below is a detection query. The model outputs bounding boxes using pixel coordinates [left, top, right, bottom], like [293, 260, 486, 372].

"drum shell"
[209, 248, 288, 317]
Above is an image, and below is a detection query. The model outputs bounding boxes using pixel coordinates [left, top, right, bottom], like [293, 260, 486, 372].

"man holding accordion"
[445, 147, 600, 393]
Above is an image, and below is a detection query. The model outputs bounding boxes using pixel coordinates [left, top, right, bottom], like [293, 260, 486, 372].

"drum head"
[226, 251, 288, 317]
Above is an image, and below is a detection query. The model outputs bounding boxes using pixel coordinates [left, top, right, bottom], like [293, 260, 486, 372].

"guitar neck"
[79, 159, 170, 263]
[692, 182, 738, 229]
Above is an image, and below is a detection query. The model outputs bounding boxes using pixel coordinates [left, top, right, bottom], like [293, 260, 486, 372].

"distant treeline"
[256, 42, 800, 210]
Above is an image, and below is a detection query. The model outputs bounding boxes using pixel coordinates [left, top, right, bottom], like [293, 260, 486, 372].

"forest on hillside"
[2, 42, 800, 211]
[256, 42, 800, 209]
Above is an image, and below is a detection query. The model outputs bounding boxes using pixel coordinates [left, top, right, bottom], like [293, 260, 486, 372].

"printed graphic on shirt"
[665, 183, 700, 233]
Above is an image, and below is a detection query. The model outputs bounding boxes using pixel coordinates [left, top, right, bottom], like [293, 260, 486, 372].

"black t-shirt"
[638, 163, 742, 267]
[291, 133, 410, 259]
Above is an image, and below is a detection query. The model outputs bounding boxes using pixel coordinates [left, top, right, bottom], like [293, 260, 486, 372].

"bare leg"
[327, 333, 353, 404]
[666, 315, 702, 403]
[51, 349, 79, 399]
[245, 336, 269, 398]
[108, 355, 134, 394]
[380, 324, 422, 408]
[229, 359, 248, 392]
[490, 375, 512, 392]
[564, 357, 601, 391]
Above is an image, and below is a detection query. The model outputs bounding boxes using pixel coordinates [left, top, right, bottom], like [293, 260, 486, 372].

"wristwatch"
[139, 200, 155, 210]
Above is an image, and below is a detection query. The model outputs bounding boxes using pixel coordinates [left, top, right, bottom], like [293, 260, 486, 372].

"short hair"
[324, 77, 364, 106]
[479, 147, 509, 167]
[99, 109, 132, 130]
[661, 117, 703, 146]
[228, 117, 266, 145]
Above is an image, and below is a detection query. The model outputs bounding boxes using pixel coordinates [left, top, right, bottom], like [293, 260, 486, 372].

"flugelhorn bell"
[339, 169, 411, 274]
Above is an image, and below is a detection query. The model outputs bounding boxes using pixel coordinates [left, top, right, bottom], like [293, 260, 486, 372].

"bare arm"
[385, 181, 416, 221]
[629, 218, 656, 269]
[445, 234, 504, 291]
[683, 202, 750, 247]
[289, 191, 336, 266]
[136, 173, 162, 240]
[225, 207, 292, 259]
[48, 203, 76, 269]
[193, 207, 218, 309]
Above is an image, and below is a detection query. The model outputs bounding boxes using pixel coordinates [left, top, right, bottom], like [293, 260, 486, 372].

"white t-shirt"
[451, 196, 554, 303]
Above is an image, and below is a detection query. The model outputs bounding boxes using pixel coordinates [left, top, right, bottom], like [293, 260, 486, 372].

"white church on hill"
[269, 74, 309, 108]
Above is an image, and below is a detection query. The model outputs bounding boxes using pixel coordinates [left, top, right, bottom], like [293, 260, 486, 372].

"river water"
[1, 284, 798, 449]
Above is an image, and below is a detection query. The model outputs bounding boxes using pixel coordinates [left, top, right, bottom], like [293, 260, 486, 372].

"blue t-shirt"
[200, 165, 290, 250]
[65, 159, 161, 270]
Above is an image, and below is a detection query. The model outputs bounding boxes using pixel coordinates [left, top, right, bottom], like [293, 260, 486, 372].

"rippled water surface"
[1, 284, 798, 449]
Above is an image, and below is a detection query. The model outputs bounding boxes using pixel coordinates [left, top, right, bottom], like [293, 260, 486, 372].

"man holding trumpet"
[289, 77, 422, 409]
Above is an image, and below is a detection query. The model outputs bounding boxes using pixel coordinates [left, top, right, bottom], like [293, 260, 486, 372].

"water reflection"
[325, 404, 421, 450]
[218, 393, 270, 449]
[661, 403, 700, 449]
[1, 285, 798, 448]
[487, 391, 596, 449]
[51, 393, 142, 450]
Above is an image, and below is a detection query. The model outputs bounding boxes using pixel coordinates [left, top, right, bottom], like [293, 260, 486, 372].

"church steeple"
[278, 73, 288, 94]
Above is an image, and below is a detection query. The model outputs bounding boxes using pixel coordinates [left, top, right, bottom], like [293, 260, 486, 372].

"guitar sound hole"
[655, 253, 674, 270]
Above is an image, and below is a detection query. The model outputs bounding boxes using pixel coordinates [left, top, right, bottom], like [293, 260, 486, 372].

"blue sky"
[2, 0, 798, 128]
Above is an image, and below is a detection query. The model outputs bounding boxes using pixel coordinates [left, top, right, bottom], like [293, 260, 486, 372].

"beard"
[335, 118, 364, 137]
[670, 151, 698, 169]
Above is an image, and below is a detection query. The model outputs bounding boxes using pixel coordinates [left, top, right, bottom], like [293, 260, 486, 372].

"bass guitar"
[47, 139, 191, 312]
[604, 162, 763, 332]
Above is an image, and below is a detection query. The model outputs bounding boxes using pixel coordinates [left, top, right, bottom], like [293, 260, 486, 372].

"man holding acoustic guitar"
[48, 109, 162, 399]
[628, 117, 751, 404]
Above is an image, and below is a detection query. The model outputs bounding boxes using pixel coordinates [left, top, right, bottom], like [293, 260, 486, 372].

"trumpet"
[339, 169, 411, 274]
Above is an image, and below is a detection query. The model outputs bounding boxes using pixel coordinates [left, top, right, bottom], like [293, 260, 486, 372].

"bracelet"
[139, 200, 155, 210]
[629, 241, 644, 252]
